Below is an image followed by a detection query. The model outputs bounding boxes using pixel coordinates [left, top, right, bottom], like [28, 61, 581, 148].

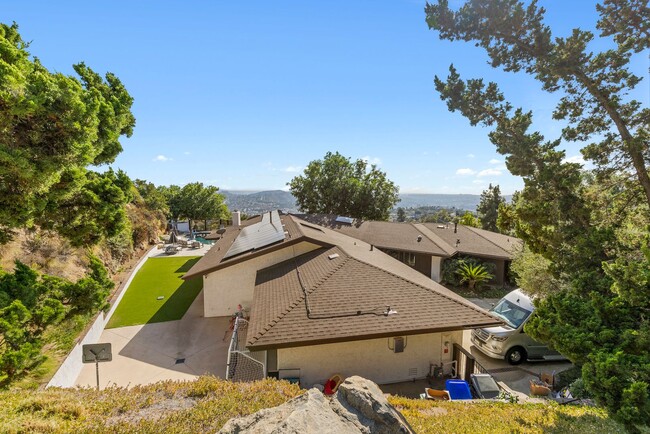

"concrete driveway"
[75, 290, 232, 389]
[464, 297, 574, 399]
[461, 331, 573, 400]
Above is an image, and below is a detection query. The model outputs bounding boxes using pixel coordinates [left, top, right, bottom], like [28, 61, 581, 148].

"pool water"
[194, 236, 213, 245]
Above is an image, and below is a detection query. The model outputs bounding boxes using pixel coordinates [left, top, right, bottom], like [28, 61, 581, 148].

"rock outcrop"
[219, 376, 414, 434]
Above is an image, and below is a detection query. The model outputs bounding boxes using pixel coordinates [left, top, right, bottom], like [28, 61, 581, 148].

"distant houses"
[295, 214, 521, 284]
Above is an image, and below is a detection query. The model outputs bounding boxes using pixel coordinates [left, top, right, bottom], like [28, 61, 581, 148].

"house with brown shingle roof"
[294, 214, 522, 284]
[184, 211, 501, 387]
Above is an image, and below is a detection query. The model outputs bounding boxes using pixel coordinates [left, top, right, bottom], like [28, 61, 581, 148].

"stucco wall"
[203, 241, 321, 317]
[431, 256, 443, 282]
[277, 330, 463, 388]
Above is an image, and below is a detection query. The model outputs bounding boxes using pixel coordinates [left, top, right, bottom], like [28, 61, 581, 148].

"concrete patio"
[75, 289, 231, 389]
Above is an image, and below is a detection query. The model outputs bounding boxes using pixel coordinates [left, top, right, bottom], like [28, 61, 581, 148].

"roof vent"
[417, 235, 422, 242]
[328, 253, 339, 260]
[455, 239, 460, 247]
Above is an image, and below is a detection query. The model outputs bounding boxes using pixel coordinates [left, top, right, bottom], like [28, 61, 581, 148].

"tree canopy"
[289, 152, 400, 220]
[458, 211, 480, 228]
[426, 0, 650, 427]
[0, 23, 135, 244]
[477, 184, 505, 232]
[167, 183, 229, 232]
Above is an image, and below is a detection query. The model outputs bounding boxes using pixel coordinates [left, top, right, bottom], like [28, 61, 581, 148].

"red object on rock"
[323, 374, 343, 395]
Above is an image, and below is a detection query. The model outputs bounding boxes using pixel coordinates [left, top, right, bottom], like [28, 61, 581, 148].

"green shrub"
[442, 256, 496, 286]
[456, 262, 493, 290]
[570, 378, 590, 399]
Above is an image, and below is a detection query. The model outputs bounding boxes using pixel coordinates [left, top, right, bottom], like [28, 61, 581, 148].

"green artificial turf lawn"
[106, 257, 202, 328]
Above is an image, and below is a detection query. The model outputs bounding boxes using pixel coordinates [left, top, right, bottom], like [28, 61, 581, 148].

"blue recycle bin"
[445, 379, 472, 400]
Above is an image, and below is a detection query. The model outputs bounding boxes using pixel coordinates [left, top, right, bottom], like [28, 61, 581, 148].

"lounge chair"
[164, 245, 180, 255]
[423, 388, 450, 400]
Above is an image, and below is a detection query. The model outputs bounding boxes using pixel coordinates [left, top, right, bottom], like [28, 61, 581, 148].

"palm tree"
[456, 262, 493, 290]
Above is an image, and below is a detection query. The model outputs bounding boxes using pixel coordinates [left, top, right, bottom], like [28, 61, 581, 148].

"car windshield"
[489, 299, 532, 329]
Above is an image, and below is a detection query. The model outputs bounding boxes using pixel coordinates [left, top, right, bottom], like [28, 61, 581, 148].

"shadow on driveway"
[76, 291, 233, 389]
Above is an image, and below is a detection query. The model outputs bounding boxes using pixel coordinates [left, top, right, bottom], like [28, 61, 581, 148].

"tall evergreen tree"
[477, 184, 505, 232]
[0, 23, 135, 244]
[426, 0, 650, 427]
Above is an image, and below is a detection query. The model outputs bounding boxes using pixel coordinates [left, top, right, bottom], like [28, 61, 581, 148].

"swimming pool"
[194, 236, 213, 245]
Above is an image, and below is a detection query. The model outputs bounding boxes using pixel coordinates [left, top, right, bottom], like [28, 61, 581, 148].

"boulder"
[333, 376, 414, 434]
[219, 376, 414, 434]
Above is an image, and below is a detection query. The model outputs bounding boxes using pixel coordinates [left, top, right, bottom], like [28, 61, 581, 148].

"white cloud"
[183, 151, 191, 155]
[283, 166, 303, 173]
[472, 179, 486, 184]
[456, 168, 476, 175]
[361, 156, 382, 165]
[477, 168, 503, 177]
[563, 155, 585, 165]
[153, 155, 172, 162]
[489, 159, 501, 164]
[467, 153, 475, 158]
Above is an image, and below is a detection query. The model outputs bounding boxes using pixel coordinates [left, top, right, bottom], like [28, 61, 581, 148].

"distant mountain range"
[221, 190, 511, 215]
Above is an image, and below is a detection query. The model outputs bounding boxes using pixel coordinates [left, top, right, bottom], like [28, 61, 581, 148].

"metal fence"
[226, 317, 265, 382]
[452, 343, 490, 381]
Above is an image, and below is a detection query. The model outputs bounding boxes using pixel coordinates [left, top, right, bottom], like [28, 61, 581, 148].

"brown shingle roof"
[184, 212, 522, 281]
[421, 223, 520, 259]
[293, 214, 521, 260]
[247, 245, 502, 350]
[466, 226, 522, 255]
[295, 214, 451, 257]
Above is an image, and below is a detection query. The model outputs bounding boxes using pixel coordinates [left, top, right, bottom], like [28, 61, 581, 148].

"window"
[384, 249, 417, 268]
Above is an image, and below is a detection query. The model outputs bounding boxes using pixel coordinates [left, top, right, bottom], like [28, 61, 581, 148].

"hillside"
[221, 190, 512, 214]
[0, 377, 626, 433]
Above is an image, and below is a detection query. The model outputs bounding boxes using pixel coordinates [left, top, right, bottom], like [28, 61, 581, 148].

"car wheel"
[506, 347, 526, 365]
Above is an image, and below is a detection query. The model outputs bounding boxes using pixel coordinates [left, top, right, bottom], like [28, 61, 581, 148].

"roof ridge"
[248, 251, 352, 345]
[346, 255, 492, 318]
[412, 223, 456, 256]
[287, 214, 306, 239]
[464, 225, 512, 256]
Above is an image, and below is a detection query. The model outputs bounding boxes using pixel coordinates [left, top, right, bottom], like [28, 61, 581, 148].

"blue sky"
[3, 1, 648, 194]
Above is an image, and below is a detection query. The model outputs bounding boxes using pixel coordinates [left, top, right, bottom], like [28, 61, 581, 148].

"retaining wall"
[47, 246, 154, 388]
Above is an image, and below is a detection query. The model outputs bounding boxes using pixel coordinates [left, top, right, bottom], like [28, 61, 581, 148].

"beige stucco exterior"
[276, 330, 463, 387]
[431, 256, 443, 282]
[203, 241, 321, 317]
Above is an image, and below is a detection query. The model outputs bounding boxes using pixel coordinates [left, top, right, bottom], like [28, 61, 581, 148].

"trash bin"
[445, 379, 472, 400]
